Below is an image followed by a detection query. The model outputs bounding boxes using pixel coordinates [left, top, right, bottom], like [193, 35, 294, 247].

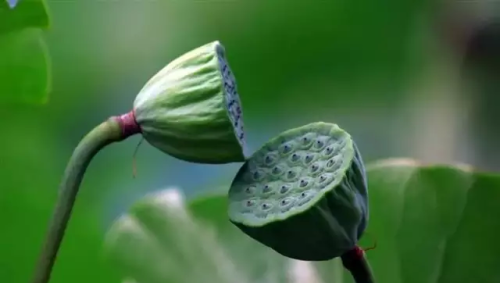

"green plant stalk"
[31, 113, 139, 283]
[341, 247, 375, 283]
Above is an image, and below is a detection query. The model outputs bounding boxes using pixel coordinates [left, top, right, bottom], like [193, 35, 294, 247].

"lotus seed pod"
[133, 41, 247, 164]
[228, 122, 368, 261]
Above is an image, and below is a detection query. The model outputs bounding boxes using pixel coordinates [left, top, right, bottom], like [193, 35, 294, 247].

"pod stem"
[31, 111, 140, 283]
[341, 246, 376, 283]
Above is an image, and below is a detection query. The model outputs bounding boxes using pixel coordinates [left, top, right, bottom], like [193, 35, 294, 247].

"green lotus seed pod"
[133, 41, 247, 163]
[33, 41, 251, 283]
[228, 122, 368, 261]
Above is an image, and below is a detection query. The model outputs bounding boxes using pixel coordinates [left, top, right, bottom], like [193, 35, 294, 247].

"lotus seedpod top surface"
[228, 122, 355, 227]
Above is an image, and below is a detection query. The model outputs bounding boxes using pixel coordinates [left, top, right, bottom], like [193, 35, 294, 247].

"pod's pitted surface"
[228, 122, 368, 261]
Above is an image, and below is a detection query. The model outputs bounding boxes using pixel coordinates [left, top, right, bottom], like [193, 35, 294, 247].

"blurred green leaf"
[0, 28, 50, 104]
[104, 158, 500, 283]
[0, 0, 50, 104]
[0, 0, 49, 35]
[364, 158, 500, 283]
[104, 188, 339, 283]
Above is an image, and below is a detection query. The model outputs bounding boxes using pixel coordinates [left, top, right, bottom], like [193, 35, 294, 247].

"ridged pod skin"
[133, 41, 247, 164]
[228, 122, 368, 261]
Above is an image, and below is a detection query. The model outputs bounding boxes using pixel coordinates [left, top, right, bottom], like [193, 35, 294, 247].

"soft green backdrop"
[1, 0, 499, 283]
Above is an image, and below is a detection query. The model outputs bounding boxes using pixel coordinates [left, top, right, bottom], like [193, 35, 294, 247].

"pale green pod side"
[133, 41, 247, 164]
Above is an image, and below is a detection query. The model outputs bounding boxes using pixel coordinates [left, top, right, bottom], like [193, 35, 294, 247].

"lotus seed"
[280, 185, 290, 194]
[279, 197, 295, 210]
[315, 140, 324, 148]
[305, 154, 314, 164]
[265, 155, 273, 164]
[311, 163, 319, 172]
[300, 133, 316, 148]
[272, 166, 283, 175]
[245, 187, 255, 194]
[299, 179, 308, 187]
[324, 146, 334, 157]
[326, 159, 334, 167]
[263, 185, 272, 193]
[253, 171, 261, 180]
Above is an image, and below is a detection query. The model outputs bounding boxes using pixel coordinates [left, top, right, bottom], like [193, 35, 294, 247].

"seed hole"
[272, 166, 282, 175]
[311, 164, 319, 172]
[301, 133, 315, 147]
[299, 179, 308, 187]
[253, 171, 261, 180]
[280, 143, 294, 154]
[265, 155, 273, 164]
[280, 185, 289, 194]
[305, 155, 314, 163]
[327, 159, 334, 167]
[263, 185, 272, 193]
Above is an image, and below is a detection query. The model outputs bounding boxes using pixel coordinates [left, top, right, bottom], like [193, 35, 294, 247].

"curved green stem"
[341, 247, 375, 283]
[32, 116, 137, 283]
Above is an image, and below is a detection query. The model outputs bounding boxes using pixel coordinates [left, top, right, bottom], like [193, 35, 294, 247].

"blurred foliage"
[0, 29, 50, 104]
[0, 0, 50, 104]
[1, 0, 499, 283]
[0, 0, 48, 34]
[182, 0, 435, 114]
[105, 158, 500, 283]
[461, 22, 500, 171]
[366, 159, 500, 283]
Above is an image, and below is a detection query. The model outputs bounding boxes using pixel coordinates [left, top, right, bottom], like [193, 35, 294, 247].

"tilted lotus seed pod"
[228, 122, 368, 261]
[133, 41, 247, 163]
[32, 41, 248, 283]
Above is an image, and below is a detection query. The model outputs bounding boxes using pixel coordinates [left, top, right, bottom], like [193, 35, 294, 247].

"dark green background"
[1, 0, 499, 282]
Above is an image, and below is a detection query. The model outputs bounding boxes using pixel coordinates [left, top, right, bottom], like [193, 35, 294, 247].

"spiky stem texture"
[341, 246, 376, 283]
[31, 112, 139, 283]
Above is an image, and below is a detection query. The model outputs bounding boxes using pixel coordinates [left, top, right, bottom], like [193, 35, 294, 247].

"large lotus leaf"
[365, 158, 500, 283]
[104, 158, 500, 283]
[0, 0, 51, 104]
[104, 188, 346, 283]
